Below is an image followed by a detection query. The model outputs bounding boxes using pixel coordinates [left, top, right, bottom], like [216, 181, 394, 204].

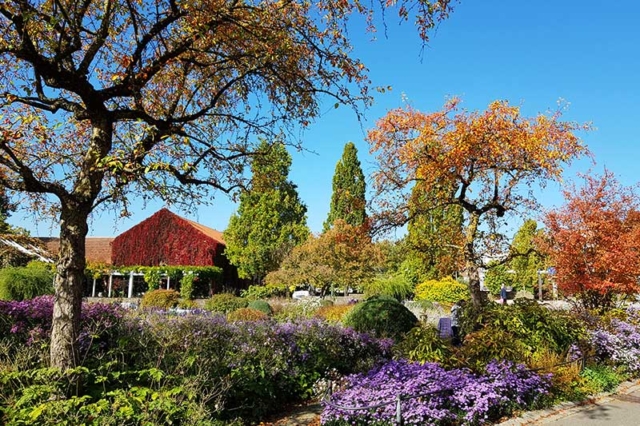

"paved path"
[499, 380, 640, 426]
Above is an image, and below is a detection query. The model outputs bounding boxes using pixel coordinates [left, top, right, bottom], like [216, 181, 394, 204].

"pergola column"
[108, 273, 113, 298]
[128, 272, 134, 299]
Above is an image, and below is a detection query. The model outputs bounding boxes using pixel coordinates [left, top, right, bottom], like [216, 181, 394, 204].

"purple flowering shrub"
[109, 313, 392, 421]
[0, 296, 124, 364]
[322, 359, 551, 425]
[590, 311, 640, 375]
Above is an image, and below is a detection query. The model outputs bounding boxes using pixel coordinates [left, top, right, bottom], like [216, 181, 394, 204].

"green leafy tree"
[324, 142, 367, 231]
[225, 141, 309, 283]
[405, 182, 464, 279]
[508, 219, 546, 293]
[483, 261, 516, 295]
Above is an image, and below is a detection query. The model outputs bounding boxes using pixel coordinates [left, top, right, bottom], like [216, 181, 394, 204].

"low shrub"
[314, 304, 353, 323]
[0, 366, 231, 426]
[140, 289, 180, 309]
[227, 307, 268, 322]
[343, 296, 418, 341]
[459, 326, 529, 371]
[580, 365, 623, 394]
[273, 298, 322, 321]
[247, 299, 273, 315]
[395, 324, 456, 367]
[204, 293, 247, 313]
[364, 273, 414, 301]
[414, 276, 469, 304]
[241, 285, 277, 300]
[460, 299, 585, 365]
[0, 264, 54, 301]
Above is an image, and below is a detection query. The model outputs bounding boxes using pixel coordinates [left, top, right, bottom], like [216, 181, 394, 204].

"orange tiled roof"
[182, 217, 225, 245]
[40, 237, 114, 264]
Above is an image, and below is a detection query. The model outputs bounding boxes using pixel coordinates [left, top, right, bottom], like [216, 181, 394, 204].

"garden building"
[38, 208, 239, 298]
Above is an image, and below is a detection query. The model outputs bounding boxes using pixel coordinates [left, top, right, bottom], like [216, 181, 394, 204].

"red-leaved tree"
[542, 170, 640, 311]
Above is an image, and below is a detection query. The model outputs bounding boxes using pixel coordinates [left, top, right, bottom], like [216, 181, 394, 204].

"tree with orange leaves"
[368, 98, 589, 307]
[542, 171, 640, 311]
[0, 0, 453, 369]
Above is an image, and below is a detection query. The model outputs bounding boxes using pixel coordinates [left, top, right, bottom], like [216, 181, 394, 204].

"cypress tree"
[224, 141, 309, 284]
[323, 142, 367, 231]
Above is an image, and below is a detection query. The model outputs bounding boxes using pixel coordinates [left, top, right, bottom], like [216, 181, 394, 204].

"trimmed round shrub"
[343, 296, 418, 341]
[314, 304, 353, 323]
[227, 307, 268, 322]
[414, 276, 469, 304]
[204, 293, 248, 313]
[248, 299, 273, 315]
[140, 289, 180, 309]
[0, 264, 54, 301]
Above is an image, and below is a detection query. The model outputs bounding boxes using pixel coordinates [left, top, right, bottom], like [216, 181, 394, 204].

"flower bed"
[322, 359, 550, 425]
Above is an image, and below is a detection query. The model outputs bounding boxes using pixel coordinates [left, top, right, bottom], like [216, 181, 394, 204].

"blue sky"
[12, 0, 640, 238]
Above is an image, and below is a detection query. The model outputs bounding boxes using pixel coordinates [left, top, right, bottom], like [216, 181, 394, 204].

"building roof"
[35, 209, 223, 266]
[181, 216, 226, 245]
[41, 237, 114, 265]
[0, 235, 54, 263]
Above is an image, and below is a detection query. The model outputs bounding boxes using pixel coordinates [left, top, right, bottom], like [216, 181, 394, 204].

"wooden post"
[91, 277, 97, 298]
[108, 273, 113, 298]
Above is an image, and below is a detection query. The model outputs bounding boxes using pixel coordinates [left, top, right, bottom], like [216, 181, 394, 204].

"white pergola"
[93, 271, 176, 298]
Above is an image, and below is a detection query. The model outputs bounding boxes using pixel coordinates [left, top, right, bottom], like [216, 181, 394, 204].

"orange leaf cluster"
[368, 98, 590, 220]
[542, 171, 640, 308]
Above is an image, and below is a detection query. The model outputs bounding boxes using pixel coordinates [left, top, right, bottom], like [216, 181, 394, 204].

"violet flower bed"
[590, 308, 640, 374]
[322, 359, 551, 426]
[0, 295, 123, 347]
[1, 297, 395, 421]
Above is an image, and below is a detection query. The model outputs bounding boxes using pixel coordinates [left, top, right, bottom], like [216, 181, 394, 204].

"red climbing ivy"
[112, 209, 222, 267]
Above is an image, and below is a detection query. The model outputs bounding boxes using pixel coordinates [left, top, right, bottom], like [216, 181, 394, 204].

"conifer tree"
[224, 141, 309, 284]
[324, 142, 367, 231]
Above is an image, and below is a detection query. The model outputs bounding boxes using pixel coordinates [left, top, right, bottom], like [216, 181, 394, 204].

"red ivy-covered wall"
[111, 209, 222, 267]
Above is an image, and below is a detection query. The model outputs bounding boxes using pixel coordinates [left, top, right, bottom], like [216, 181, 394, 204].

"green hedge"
[0, 263, 54, 301]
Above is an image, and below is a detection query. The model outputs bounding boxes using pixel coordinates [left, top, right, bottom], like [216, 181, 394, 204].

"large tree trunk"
[463, 213, 484, 307]
[50, 204, 90, 370]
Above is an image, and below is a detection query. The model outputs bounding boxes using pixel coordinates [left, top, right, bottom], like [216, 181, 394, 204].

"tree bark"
[464, 212, 484, 307]
[49, 203, 90, 369]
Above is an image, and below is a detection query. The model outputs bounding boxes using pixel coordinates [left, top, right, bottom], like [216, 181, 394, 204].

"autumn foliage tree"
[542, 171, 640, 311]
[368, 98, 589, 307]
[0, 0, 452, 369]
[265, 220, 379, 296]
